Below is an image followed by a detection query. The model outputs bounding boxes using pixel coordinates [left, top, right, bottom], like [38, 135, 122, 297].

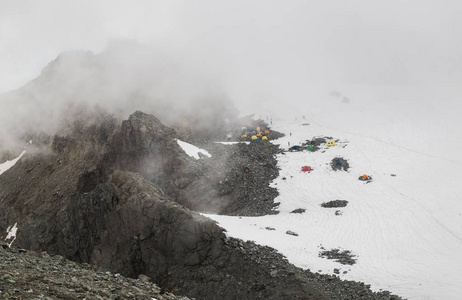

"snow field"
[206, 106, 462, 300]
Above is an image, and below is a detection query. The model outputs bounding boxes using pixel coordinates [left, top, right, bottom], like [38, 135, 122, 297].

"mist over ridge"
[0, 40, 237, 153]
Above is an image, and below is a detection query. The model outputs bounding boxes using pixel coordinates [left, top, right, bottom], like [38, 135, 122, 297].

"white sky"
[1, 0, 462, 94]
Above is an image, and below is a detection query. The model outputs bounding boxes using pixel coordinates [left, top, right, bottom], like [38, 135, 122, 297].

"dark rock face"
[62, 170, 228, 286]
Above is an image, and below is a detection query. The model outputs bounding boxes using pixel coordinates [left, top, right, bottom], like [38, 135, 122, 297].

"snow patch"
[214, 141, 250, 145]
[176, 139, 211, 159]
[5, 223, 18, 248]
[0, 150, 26, 175]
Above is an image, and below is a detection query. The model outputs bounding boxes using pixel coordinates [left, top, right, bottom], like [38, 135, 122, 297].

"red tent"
[301, 166, 312, 172]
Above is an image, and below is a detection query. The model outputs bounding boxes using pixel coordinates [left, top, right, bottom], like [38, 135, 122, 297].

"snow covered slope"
[207, 85, 462, 300]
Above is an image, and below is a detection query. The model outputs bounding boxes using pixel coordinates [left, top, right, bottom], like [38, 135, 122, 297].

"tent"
[333, 157, 342, 166]
[326, 139, 336, 147]
[289, 145, 302, 151]
[301, 166, 312, 172]
[264, 129, 270, 134]
[262, 136, 268, 141]
[251, 135, 258, 140]
[306, 145, 314, 151]
[359, 174, 372, 181]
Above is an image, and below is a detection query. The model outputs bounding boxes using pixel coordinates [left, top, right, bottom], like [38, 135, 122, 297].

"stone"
[286, 230, 299, 236]
[321, 200, 348, 208]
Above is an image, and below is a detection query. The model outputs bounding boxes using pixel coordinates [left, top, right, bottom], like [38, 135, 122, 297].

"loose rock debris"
[321, 200, 349, 208]
[319, 248, 357, 265]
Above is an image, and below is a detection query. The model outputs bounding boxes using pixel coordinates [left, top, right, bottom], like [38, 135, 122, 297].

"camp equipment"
[326, 139, 336, 147]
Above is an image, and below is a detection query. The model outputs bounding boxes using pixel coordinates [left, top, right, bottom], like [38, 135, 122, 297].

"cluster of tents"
[292, 137, 372, 181]
[223, 118, 273, 143]
[240, 125, 272, 142]
[296, 138, 336, 173]
[290, 138, 337, 152]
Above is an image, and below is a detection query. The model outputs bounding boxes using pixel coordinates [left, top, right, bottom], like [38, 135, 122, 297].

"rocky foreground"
[0, 239, 404, 300]
[0, 244, 188, 300]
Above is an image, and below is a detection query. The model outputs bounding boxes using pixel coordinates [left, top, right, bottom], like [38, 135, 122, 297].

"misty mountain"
[0, 41, 237, 155]
[0, 48, 408, 298]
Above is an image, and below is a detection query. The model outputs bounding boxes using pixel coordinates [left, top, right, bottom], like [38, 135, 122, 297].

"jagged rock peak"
[124, 110, 176, 139]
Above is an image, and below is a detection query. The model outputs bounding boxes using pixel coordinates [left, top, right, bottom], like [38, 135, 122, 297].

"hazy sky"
[1, 0, 461, 94]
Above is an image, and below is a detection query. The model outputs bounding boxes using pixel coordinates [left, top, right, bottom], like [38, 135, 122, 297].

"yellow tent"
[256, 132, 263, 137]
[256, 127, 261, 132]
[251, 135, 258, 140]
[262, 136, 268, 141]
[241, 134, 248, 139]
[326, 139, 336, 147]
